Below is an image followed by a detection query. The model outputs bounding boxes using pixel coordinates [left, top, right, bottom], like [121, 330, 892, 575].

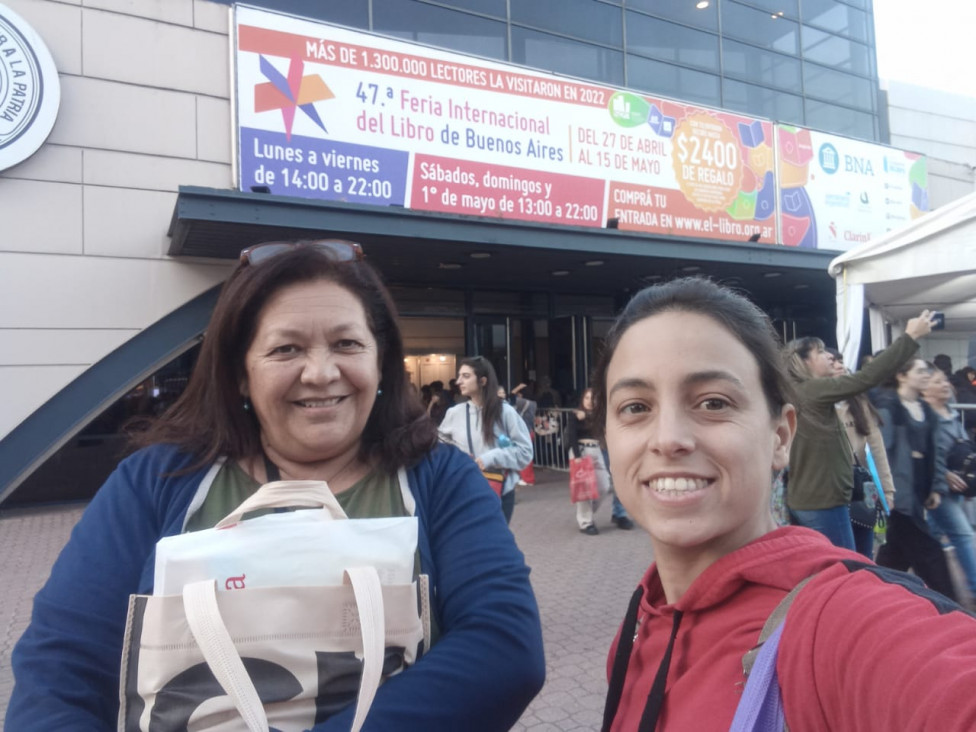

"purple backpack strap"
[729, 621, 786, 732]
[730, 575, 816, 732]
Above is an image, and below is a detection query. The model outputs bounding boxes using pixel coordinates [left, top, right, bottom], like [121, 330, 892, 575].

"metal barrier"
[533, 408, 577, 472]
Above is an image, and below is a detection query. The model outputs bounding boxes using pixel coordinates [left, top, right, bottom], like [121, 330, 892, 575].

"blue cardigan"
[8, 443, 545, 730]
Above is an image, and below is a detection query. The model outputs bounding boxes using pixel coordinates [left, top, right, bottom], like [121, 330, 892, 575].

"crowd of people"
[778, 326, 976, 606]
[8, 245, 976, 730]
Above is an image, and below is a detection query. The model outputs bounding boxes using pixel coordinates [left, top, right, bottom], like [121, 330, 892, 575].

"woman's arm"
[315, 447, 545, 730]
[802, 334, 919, 404]
[436, 405, 465, 452]
[479, 404, 533, 472]
[7, 447, 200, 730]
[565, 412, 579, 460]
[781, 563, 976, 730]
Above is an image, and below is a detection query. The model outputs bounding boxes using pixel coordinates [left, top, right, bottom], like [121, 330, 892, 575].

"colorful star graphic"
[254, 55, 334, 140]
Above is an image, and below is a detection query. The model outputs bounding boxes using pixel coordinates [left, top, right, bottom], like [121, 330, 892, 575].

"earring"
[243, 397, 252, 412]
[377, 388, 383, 396]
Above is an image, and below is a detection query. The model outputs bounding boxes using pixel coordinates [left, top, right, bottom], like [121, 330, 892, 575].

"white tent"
[829, 191, 976, 367]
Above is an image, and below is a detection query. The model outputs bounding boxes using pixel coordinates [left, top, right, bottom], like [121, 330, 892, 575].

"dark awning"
[169, 186, 836, 305]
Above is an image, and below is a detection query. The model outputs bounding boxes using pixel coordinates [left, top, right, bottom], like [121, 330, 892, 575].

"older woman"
[596, 278, 976, 731]
[8, 241, 544, 730]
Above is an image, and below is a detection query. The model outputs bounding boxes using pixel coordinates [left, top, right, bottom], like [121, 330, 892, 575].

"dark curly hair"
[132, 244, 437, 473]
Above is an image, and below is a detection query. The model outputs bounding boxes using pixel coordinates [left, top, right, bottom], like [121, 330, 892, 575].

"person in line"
[566, 387, 634, 534]
[874, 359, 957, 600]
[826, 348, 896, 558]
[425, 379, 451, 426]
[438, 356, 533, 524]
[503, 382, 538, 487]
[8, 241, 545, 730]
[782, 317, 935, 551]
[923, 366, 976, 605]
[934, 353, 953, 379]
[594, 277, 976, 731]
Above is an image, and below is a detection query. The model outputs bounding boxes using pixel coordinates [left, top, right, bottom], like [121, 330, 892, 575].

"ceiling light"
[438, 262, 462, 270]
[763, 271, 781, 278]
[681, 265, 701, 273]
[470, 252, 491, 259]
[552, 270, 570, 276]
[696, 0, 710, 8]
[585, 260, 605, 267]
[794, 283, 809, 290]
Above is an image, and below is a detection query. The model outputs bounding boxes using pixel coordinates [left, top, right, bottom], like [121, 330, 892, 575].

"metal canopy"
[169, 186, 837, 311]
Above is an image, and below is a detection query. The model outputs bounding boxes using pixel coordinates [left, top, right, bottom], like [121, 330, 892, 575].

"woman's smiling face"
[604, 310, 795, 563]
[241, 279, 380, 466]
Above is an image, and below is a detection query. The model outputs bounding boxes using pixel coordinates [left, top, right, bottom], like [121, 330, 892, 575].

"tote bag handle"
[183, 567, 385, 732]
[215, 480, 348, 528]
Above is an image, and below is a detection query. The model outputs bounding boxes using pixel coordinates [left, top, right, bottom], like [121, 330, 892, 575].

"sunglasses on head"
[238, 239, 365, 266]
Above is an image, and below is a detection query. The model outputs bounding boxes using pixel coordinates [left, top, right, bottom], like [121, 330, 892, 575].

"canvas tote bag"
[119, 479, 430, 732]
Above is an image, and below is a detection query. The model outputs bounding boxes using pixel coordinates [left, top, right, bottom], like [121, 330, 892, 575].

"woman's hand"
[475, 457, 486, 470]
[905, 310, 936, 340]
[574, 409, 586, 420]
[925, 491, 942, 510]
[947, 471, 969, 493]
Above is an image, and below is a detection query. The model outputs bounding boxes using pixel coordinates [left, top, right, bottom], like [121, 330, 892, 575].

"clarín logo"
[254, 55, 333, 140]
[0, 3, 60, 171]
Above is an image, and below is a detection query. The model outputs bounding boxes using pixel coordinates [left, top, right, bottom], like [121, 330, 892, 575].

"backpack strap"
[732, 574, 817, 732]
[742, 575, 816, 677]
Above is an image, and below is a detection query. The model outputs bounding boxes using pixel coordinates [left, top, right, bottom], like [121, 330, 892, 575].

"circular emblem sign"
[0, 3, 60, 171]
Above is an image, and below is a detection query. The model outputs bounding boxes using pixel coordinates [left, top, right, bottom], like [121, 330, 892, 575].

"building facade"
[0, 0, 930, 502]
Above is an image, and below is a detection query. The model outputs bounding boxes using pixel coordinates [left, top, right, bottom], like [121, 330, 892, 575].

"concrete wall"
[0, 0, 237, 439]
[884, 80, 976, 209]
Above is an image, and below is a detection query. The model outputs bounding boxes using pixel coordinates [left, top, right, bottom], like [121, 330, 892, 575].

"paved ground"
[0, 469, 651, 728]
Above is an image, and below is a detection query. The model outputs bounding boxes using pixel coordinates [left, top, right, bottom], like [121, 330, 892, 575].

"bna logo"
[818, 143, 839, 174]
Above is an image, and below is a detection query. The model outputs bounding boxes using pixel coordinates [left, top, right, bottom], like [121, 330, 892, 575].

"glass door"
[470, 316, 511, 389]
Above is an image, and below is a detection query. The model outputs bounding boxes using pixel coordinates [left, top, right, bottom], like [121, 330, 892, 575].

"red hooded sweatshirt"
[607, 526, 976, 731]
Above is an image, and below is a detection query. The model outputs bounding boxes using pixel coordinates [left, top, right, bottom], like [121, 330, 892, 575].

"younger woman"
[596, 278, 976, 731]
[438, 356, 532, 523]
[875, 359, 957, 600]
[924, 367, 976, 604]
[566, 387, 633, 534]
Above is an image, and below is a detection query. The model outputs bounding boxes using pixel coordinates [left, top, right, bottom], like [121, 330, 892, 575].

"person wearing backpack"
[595, 278, 976, 731]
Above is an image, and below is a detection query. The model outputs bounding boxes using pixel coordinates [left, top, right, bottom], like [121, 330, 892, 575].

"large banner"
[234, 6, 775, 243]
[776, 125, 928, 251]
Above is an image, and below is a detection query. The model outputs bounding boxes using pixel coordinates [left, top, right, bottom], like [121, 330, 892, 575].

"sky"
[873, 0, 976, 98]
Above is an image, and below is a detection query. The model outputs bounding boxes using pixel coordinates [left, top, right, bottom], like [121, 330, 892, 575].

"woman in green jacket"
[782, 311, 937, 550]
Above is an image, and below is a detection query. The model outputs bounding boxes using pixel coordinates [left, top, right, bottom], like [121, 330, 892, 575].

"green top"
[786, 333, 919, 511]
[185, 460, 404, 531]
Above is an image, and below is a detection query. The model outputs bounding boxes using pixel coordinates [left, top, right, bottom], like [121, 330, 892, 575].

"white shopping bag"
[154, 480, 417, 595]
[122, 479, 429, 732]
